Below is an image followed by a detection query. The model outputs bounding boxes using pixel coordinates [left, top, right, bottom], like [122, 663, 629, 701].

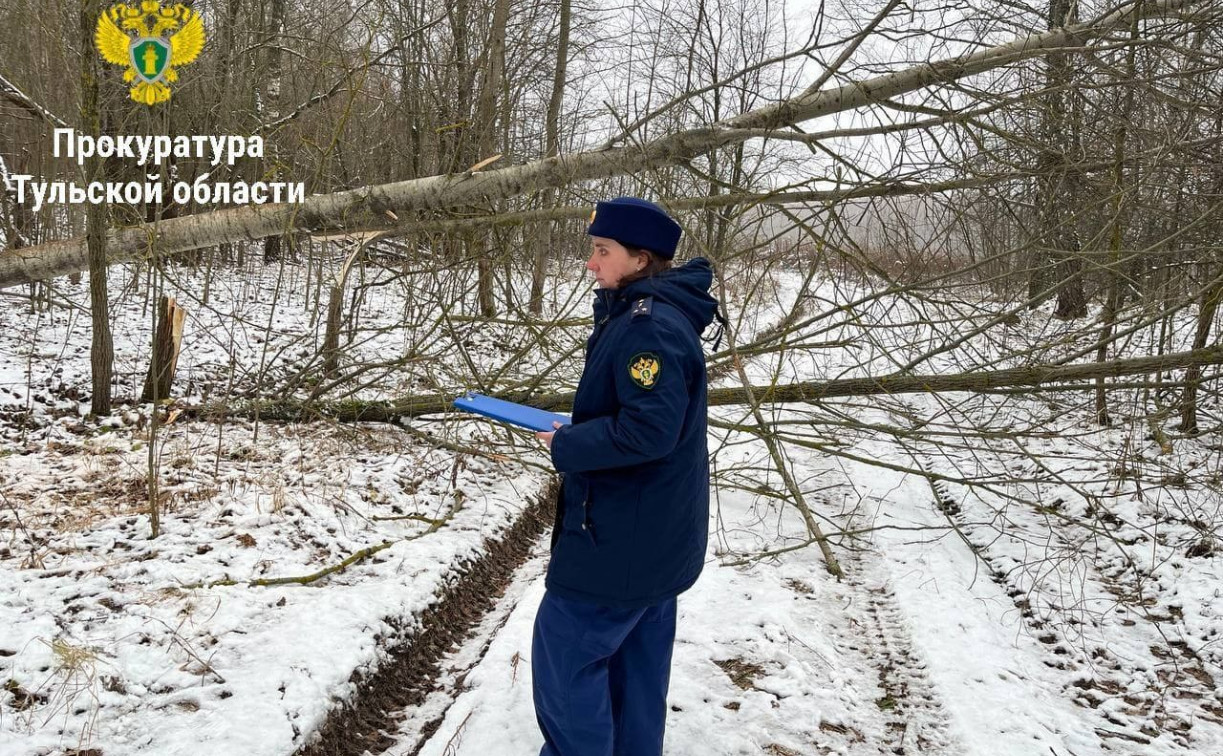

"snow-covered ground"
[2, 254, 1221, 755]
[402, 400, 1223, 756]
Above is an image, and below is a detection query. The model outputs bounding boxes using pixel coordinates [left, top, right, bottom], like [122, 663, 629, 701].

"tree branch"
[178, 343, 1223, 425]
[0, 71, 69, 128]
[0, 0, 1202, 289]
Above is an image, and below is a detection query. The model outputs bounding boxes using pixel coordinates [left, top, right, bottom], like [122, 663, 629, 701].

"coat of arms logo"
[95, 1, 206, 106]
[629, 353, 661, 390]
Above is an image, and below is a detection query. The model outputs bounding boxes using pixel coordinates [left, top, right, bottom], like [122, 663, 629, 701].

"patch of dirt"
[819, 720, 864, 742]
[714, 657, 767, 691]
[783, 578, 813, 594]
[4, 678, 48, 710]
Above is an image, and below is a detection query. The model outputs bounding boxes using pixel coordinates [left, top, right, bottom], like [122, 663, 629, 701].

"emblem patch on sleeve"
[628, 352, 661, 390]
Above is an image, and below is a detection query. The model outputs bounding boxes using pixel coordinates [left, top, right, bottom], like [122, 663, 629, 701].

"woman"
[534, 196, 719, 756]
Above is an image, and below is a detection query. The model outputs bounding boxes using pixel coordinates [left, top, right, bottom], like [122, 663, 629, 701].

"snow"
[3, 257, 1222, 755]
[397, 398, 1223, 756]
[0, 417, 546, 755]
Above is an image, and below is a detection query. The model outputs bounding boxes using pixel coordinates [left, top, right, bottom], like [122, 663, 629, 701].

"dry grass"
[713, 657, 766, 691]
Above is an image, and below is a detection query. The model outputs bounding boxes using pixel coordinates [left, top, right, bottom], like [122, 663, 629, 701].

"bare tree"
[529, 0, 571, 316]
[80, 0, 114, 415]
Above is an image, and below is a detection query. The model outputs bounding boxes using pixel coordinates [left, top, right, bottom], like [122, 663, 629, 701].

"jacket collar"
[593, 286, 632, 322]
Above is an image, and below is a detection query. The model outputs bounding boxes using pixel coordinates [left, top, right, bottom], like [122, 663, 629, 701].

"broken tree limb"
[181, 343, 1223, 425]
[0, 0, 1200, 290]
[711, 261, 844, 578]
[187, 540, 395, 589]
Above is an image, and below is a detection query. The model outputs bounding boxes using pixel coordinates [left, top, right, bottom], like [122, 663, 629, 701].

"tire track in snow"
[819, 493, 962, 756]
[296, 487, 554, 756]
[891, 397, 1223, 753]
[389, 545, 549, 755]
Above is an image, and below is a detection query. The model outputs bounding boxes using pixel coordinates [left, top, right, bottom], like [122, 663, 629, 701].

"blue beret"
[586, 196, 682, 259]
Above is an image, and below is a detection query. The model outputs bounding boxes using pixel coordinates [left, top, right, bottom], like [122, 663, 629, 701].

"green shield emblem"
[129, 38, 170, 83]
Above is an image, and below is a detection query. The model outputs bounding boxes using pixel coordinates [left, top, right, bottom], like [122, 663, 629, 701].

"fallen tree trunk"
[370, 165, 1136, 238]
[0, 0, 1198, 290]
[183, 343, 1223, 425]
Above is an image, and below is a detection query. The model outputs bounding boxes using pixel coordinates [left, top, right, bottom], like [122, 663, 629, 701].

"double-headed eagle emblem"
[95, 2, 205, 106]
[629, 353, 661, 390]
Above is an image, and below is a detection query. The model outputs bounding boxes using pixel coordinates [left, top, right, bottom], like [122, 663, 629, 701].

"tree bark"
[1094, 10, 1140, 424]
[141, 296, 186, 403]
[469, 0, 509, 318]
[1180, 278, 1223, 432]
[1032, 0, 1088, 319]
[319, 235, 380, 379]
[82, 0, 114, 415]
[261, 0, 288, 264]
[530, 0, 571, 315]
[1176, 19, 1223, 433]
[0, 153, 28, 250]
[182, 343, 1223, 425]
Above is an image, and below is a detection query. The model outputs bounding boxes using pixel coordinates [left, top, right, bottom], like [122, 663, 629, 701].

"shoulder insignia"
[628, 352, 661, 390]
[631, 296, 653, 319]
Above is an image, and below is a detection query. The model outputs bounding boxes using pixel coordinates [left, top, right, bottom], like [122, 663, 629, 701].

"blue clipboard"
[453, 392, 571, 432]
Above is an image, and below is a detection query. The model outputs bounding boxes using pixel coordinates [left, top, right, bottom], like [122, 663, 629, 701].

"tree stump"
[141, 296, 186, 403]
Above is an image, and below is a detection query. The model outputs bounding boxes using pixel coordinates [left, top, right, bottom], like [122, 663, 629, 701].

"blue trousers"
[531, 590, 678, 756]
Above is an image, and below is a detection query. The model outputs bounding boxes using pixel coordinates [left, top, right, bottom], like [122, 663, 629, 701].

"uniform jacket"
[547, 257, 719, 608]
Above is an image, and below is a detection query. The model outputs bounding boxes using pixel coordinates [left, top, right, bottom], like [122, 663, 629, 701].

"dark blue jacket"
[547, 258, 718, 608]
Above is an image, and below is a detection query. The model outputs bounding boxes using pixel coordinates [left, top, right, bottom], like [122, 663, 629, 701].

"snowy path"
[394, 531, 869, 756]
[386, 547, 551, 755]
[838, 443, 1113, 756]
[388, 423, 1220, 756]
[888, 396, 1223, 755]
[832, 545, 962, 754]
[386, 493, 1084, 754]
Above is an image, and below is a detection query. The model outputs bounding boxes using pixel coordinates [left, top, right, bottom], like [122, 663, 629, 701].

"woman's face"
[586, 236, 643, 289]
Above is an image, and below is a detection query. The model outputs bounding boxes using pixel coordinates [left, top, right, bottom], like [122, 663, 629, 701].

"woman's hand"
[536, 421, 564, 449]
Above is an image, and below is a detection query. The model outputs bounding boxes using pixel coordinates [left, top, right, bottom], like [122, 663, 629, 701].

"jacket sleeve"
[551, 319, 690, 473]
